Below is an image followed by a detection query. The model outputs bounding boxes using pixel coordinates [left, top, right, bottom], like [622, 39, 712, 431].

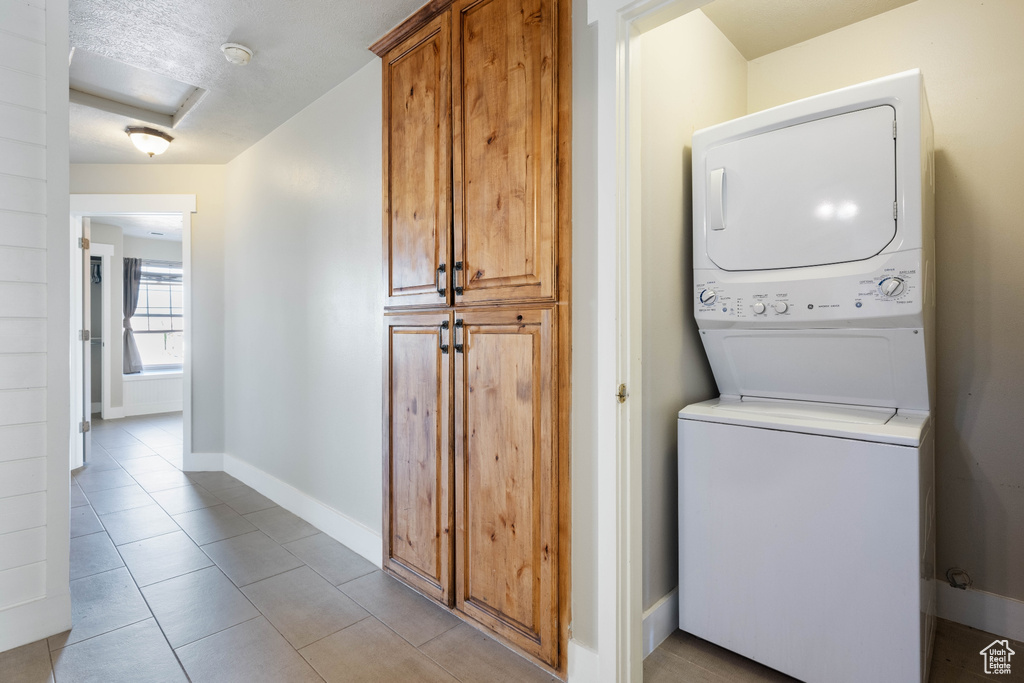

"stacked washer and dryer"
[678, 70, 936, 682]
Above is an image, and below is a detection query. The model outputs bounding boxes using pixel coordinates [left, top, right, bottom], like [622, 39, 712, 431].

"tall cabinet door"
[384, 311, 454, 603]
[453, 307, 558, 665]
[452, 0, 558, 305]
[383, 15, 452, 309]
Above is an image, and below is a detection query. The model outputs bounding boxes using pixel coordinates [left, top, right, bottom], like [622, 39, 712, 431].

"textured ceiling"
[92, 214, 183, 241]
[69, 0, 425, 163]
[701, 0, 918, 60]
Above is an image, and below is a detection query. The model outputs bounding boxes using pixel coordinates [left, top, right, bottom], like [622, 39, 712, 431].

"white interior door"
[82, 217, 92, 463]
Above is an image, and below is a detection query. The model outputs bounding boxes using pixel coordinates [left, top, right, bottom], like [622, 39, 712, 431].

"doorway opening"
[69, 194, 196, 473]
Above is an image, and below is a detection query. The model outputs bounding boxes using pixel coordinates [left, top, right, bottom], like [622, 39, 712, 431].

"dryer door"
[704, 105, 896, 271]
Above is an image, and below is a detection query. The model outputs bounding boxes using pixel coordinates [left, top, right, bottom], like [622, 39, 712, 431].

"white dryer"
[678, 70, 936, 682]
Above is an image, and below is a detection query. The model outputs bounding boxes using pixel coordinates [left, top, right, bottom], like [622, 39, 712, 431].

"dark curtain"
[123, 257, 144, 373]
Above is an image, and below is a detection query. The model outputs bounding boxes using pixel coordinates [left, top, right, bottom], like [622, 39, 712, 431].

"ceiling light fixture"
[125, 126, 173, 157]
[220, 42, 253, 66]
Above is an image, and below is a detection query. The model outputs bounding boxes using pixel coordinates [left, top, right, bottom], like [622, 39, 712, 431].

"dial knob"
[699, 289, 717, 305]
[752, 302, 766, 314]
[881, 277, 906, 298]
[773, 301, 788, 313]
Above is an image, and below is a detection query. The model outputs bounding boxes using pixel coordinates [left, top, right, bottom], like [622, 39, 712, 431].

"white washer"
[680, 70, 936, 683]
[679, 398, 934, 683]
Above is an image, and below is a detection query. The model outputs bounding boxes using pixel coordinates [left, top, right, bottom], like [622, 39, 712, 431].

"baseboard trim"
[642, 588, 679, 657]
[103, 407, 125, 419]
[222, 453, 383, 568]
[124, 401, 183, 417]
[182, 452, 223, 472]
[0, 592, 71, 653]
[937, 580, 1024, 642]
[568, 639, 601, 683]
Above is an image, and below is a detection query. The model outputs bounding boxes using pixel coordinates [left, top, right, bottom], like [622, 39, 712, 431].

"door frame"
[69, 194, 197, 461]
[583, 0, 712, 681]
[89, 242, 114, 420]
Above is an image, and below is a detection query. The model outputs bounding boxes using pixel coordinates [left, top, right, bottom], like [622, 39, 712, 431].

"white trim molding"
[587, 1, 711, 680]
[182, 452, 224, 472]
[568, 640, 602, 682]
[938, 581, 1024, 643]
[642, 589, 679, 657]
[222, 454, 383, 568]
[0, 593, 71, 654]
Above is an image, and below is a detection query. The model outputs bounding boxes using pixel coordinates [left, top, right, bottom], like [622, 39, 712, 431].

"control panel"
[695, 250, 926, 329]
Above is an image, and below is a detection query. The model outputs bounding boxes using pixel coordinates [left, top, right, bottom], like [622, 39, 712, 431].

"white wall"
[69, 166, 225, 454]
[639, 10, 745, 611]
[745, 0, 1024, 608]
[0, 0, 72, 651]
[123, 235, 182, 262]
[223, 61, 384, 536]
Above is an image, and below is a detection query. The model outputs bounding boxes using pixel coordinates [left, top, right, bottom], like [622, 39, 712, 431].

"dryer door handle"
[709, 168, 726, 231]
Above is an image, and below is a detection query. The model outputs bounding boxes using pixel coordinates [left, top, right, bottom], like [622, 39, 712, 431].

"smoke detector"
[220, 43, 253, 66]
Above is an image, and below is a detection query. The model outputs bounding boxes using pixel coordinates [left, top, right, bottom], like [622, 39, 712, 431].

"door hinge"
[79, 329, 91, 341]
[79, 420, 91, 433]
[79, 237, 90, 249]
[894, 202, 899, 220]
[616, 383, 628, 403]
[893, 120, 897, 138]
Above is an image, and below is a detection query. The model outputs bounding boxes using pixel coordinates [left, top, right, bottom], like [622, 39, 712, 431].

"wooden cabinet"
[451, 0, 558, 305]
[383, 311, 453, 603]
[382, 15, 452, 309]
[380, 0, 562, 309]
[375, 0, 569, 673]
[454, 308, 558, 665]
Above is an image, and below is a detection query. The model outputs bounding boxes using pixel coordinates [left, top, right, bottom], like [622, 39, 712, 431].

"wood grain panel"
[383, 15, 452, 309]
[452, 0, 556, 305]
[454, 307, 557, 664]
[384, 311, 453, 603]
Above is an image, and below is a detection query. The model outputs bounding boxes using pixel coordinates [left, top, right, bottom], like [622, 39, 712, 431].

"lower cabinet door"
[384, 311, 453, 604]
[453, 307, 558, 665]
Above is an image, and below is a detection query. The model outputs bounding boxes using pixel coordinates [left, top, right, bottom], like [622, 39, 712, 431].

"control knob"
[880, 277, 906, 298]
[773, 301, 788, 313]
[752, 302, 766, 314]
[699, 289, 717, 306]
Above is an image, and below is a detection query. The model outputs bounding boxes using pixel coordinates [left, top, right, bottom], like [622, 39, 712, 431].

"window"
[130, 260, 183, 370]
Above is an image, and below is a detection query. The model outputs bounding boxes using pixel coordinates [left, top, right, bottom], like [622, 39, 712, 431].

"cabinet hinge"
[79, 420, 91, 433]
[79, 329, 91, 341]
[79, 237, 90, 249]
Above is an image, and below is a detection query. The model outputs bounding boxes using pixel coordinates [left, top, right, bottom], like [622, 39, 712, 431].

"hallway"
[3, 414, 558, 682]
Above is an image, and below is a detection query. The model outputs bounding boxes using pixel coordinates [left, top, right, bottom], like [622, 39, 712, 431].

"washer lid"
[711, 397, 895, 424]
[679, 397, 929, 446]
[704, 105, 897, 271]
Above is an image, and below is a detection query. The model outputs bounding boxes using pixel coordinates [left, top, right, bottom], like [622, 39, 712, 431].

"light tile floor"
[2, 412, 1020, 681]
[1, 413, 559, 682]
[645, 619, 1024, 682]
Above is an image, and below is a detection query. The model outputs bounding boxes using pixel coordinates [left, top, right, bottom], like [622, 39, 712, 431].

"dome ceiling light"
[125, 126, 173, 157]
[220, 43, 253, 66]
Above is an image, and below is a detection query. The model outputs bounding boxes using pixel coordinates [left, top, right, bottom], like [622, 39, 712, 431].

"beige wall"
[744, 0, 1024, 603]
[70, 166, 226, 454]
[639, 11, 744, 611]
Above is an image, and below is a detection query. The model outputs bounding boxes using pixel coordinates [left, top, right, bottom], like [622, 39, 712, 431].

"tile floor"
[645, 618, 1024, 682]
[1, 412, 1020, 681]
[1, 413, 559, 682]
